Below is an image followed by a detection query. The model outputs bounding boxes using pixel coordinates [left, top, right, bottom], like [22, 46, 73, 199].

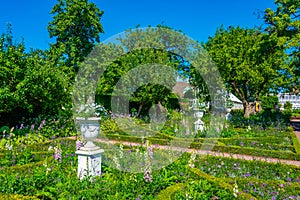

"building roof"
[172, 81, 190, 97]
[229, 93, 242, 103]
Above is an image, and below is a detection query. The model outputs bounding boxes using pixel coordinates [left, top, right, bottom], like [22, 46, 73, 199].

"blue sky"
[0, 0, 276, 50]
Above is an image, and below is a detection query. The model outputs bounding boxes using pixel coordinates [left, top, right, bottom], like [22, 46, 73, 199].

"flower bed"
[0, 137, 300, 199]
[191, 155, 300, 199]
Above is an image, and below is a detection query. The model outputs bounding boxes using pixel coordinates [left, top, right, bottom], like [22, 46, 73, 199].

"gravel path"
[93, 137, 300, 167]
[73, 121, 300, 167]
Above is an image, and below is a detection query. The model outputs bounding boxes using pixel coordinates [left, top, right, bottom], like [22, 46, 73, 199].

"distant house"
[278, 93, 300, 110]
[172, 77, 244, 109]
[172, 77, 191, 98]
[172, 82, 191, 98]
[228, 93, 243, 110]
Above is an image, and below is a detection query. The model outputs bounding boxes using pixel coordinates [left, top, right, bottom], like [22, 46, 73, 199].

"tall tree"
[204, 26, 289, 117]
[93, 27, 183, 116]
[0, 25, 72, 127]
[93, 26, 223, 116]
[0, 25, 27, 117]
[96, 46, 180, 117]
[264, 0, 300, 92]
[48, 0, 104, 71]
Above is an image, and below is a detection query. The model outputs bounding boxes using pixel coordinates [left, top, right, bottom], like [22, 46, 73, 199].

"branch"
[292, 13, 300, 19]
[230, 81, 246, 103]
[242, 83, 248, 103]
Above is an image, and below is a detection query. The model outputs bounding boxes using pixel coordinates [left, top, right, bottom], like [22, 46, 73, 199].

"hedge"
[155, 183, 185, 200]
[291, 131, 300, 155]
[0, 157, 53, 174]
[99, 133, 300, 160]
[188, 167, 257, 200]
[0, 194, 39, 200]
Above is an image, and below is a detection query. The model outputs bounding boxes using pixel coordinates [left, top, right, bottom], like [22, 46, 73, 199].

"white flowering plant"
[76, 103, 107, 119]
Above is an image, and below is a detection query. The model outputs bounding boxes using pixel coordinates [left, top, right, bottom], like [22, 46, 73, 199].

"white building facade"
[278, 93, 300, 110]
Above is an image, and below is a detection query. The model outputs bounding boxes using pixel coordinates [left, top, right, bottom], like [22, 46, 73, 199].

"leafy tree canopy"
[204, 26, 289, 117]
[0, 25, 72, 127]
[264, 0, 300, 92]
[48, 0, 104, 72]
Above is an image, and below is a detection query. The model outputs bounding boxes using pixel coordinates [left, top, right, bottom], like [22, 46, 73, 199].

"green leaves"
[95, 31, 183, 116]
[264, 0, 300, 92]
[48, 0, 104, 71]
[205, 26, 288, 116]
[0, 28, 73, 127]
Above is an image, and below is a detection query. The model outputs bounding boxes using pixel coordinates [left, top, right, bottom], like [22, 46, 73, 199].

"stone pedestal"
[76, 147, 104, 180]
[194, 118, 204, 132]
[225, 108, 232, 120]
[193, 108, 205, 132]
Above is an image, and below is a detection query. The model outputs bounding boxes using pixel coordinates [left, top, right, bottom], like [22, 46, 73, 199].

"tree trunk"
[243, 101, 252, 118]
[137, 103, 144, 117]
[156, 101, 166, 115]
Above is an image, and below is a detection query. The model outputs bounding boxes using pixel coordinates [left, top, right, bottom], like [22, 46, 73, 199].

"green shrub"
[156, 183, 185, 200]
[291, 131, 300, 155]
[0, 26, 74, 129]
[0, 194, 39, 200]
[260, 96, 279, 111]
[229, 109, 290, 129]
[284, 101, 293, 110]
[188, 167, 257, 200]
[101, 119, 122, 134]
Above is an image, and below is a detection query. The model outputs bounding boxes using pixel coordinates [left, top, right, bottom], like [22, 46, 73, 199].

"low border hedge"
[0, 194, 39, 200]
[155, 183, 185, 200]
[188, 167, 257, 200]
[99, 133, 300, 161]
[291, 131, 300, 155]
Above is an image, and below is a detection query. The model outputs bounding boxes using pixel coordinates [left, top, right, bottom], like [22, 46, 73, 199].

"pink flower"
[76, 140, 83, 150]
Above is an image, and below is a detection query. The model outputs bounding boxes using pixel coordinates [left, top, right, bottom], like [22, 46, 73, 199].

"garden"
[1, 0, 300, 199]
[0, 107, 300, 199]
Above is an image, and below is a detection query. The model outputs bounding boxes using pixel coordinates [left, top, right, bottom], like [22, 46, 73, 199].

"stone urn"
[76, 117, 101, 150]
[196, 109, 205, 118]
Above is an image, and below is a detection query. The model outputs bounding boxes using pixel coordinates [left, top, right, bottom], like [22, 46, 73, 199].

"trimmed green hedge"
[209, 145, 300, 160]
[99, 133, 300, 160]
[0, 158, 52, 174]
[291, 131, 300, 155]
[156, 183, 185, 200]
[188, 167, 257, 200]
[0, 194, 39, 200]
[0, 137, 76, 154]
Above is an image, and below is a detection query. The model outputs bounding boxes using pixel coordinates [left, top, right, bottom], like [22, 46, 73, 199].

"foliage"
[156, 183, 185, 200]
[75, 103, 107, 119]
[291, 131, 300, 155]
[0, 26, 73, 128]
[193, 155, 300, 199]
[0, 25, 28, 125]
[205, 26, 289, 117]
[260, 95, 279, 110]
[95, 26, 223, 119]
[96, 45, 180, 118]
[229, 109, 290, 129]
[173, 179, 235, 199]
[0, 137, 299, 199]
[284, 101, 293, 110]
[99, 127, 300, 160]
[183, 89, 194, 99]
[17, 52, 73, 120]
[264, 0, 300, 92]
[100, 119, 122, 134]
[48, 0, 104, 71]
